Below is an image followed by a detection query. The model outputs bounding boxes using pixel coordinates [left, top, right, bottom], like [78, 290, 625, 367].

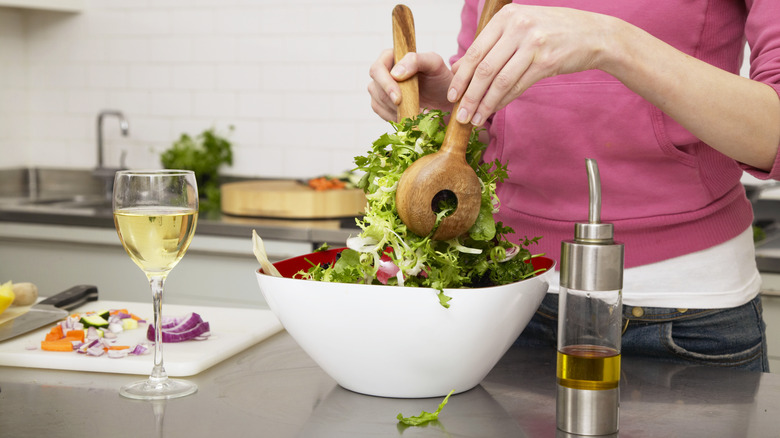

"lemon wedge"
[0, 281, 15, 315]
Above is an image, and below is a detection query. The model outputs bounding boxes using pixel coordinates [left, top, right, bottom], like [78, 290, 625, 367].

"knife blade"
[0, 284, 98, 342]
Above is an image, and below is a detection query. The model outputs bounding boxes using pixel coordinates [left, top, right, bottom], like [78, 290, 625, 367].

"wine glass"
[113, 170, 199, 400]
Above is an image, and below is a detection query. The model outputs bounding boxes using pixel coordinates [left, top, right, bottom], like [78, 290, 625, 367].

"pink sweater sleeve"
[738, 0, 780, 180]
[449, 0, 480, 67]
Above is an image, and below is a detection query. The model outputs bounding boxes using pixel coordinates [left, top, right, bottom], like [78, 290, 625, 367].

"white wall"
[0, 0, 463, 178]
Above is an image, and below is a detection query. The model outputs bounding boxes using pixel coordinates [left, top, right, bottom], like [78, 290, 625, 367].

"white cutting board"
[0, 300, 283, 376]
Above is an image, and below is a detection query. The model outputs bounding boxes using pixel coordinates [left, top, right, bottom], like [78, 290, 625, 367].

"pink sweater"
[453, 0, 780, 268]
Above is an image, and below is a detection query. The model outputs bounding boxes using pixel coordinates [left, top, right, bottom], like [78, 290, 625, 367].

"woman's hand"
[447, 3, 779, 170]
[368, 49, 455, 121]
[449, 5, 615, 126]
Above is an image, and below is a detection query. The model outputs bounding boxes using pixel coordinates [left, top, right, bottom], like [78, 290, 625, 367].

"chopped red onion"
[147, 313, 211, 343]
[107, 349, 129, 359]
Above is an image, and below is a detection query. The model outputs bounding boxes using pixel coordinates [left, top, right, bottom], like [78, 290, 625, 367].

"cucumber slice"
[80, 314, 109, 328]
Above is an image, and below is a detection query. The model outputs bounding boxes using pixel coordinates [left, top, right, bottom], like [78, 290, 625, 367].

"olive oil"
[557, 344, 620, 391]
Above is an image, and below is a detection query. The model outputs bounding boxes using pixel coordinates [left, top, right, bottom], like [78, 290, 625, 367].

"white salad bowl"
[255, 247, 555, 398]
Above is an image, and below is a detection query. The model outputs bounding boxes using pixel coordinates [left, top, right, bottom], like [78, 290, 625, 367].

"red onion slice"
[147, 313, 211, 343]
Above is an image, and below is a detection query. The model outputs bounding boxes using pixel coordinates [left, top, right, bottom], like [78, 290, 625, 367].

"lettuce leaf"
[300, 111, 543, 306]
[397, 390, 454, 426]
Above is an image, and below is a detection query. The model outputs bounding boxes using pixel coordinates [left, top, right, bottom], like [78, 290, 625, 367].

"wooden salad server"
[392, 4, 420, 121]
[395, 0, 511, 240]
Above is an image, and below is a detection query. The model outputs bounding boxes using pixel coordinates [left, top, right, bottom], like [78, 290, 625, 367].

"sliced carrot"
[65, 330, 85, 342]
[45, 325, 64, 341]
[110, 309, 129, 316]
[41, 339, 75, 352]
[107, 345, 130, 351]
[130, 313, 142, 321]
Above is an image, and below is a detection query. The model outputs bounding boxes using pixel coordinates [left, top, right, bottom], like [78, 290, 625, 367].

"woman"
[368, 1, 780, 371]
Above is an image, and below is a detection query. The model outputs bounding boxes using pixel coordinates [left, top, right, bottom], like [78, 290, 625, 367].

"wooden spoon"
[392, 4, 420, 121]
[395, 0, 511, 240]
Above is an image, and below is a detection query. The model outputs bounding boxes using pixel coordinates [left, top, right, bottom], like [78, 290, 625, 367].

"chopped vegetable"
[298, 111, 544, 306]
[122, 318, 138, 330]
[308, 176, 347, 191]
[37, 308, 210, 360]
[80, 314, 109, 328]
[397, 390, 455, 426]
[41, 339, 78, 352]
[65, 329, 85, 342]
[45, 324, 64, 341]
[147, 312, 211, 343]
[38, 308, 151, 357]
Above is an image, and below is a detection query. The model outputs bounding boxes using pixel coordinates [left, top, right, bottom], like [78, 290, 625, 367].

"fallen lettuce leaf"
[397, 390, 455, 426]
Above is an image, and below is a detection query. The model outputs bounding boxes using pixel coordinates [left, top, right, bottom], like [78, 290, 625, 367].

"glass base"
[120, 377, 198, 400]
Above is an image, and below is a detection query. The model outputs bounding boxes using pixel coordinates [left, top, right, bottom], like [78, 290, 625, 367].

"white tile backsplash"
[0, 0, 463, 178]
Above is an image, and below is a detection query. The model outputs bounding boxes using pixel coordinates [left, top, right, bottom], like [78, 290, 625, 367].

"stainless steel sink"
[0, 167, 112, 214]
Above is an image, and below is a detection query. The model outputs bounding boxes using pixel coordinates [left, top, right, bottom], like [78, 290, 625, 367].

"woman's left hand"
[448, 5, 617, 126]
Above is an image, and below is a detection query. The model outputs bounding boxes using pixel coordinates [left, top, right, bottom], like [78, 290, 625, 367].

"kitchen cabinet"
[0, 222, 311, 308]
[0, 0, 83, 12]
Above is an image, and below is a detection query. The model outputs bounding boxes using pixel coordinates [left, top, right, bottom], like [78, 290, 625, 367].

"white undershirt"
[547, 226, 762, 309]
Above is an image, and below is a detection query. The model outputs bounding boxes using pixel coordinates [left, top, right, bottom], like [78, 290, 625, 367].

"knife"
[0, 284, 98, 342]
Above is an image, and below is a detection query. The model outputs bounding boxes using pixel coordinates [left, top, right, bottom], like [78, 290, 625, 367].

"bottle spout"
[586, 158, 601, 225]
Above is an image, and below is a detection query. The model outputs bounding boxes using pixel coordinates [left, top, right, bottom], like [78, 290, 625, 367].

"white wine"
[114, 207, 198, 276]
[557, 344, 620, 391]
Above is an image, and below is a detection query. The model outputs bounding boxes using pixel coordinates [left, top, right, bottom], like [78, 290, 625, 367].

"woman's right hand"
[368, 49, 455, 121]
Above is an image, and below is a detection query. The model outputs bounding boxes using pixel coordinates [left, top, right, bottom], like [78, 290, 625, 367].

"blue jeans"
[515, 294, 770, 372]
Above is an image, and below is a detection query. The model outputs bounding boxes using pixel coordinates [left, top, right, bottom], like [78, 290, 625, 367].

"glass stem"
[149, 275, 168, 384]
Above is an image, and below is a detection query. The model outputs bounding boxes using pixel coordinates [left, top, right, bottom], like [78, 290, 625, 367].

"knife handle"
[38, 285, 99, 311]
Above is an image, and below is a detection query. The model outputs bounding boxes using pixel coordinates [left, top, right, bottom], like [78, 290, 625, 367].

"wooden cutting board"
[221, 180, 366, 219]
[0, 300, 283, 376]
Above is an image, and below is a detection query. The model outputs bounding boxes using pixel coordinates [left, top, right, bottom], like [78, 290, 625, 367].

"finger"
[390, 52, 420, 81]
[454, 34, 520, 124]
[472, 49, 534, 126]
[369, 48, 402, 105]
[367, 80, 398, 121]
[370, 98, 397, 122]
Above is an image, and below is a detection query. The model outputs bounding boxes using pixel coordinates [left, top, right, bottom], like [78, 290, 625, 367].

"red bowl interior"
[269, 247, 555, 280]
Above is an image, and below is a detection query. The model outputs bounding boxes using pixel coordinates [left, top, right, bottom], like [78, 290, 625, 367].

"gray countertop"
[1, 331, 778, 438]
[0, 203, 360, 247]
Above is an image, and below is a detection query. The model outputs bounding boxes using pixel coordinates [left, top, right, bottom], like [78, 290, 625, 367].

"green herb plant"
[299, 111, 544, 307]
[160, 126, 234, 213]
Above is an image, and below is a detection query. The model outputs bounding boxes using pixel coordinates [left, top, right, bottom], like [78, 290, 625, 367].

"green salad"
[299, 110, 544, 307]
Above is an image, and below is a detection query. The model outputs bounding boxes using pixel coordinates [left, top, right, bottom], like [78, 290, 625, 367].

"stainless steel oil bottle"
[556, 159, 624, 436]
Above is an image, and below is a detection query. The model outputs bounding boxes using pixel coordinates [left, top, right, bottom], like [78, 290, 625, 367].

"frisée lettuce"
[299, 110, 544, 307]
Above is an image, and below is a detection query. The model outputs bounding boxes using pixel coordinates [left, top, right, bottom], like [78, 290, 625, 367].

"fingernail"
[456, 108, 469, 123]
[389, 91, 399, 104]
[391, 64, 406, 78]
[447, 88, 457, 102]
[471, 112, 483, 126]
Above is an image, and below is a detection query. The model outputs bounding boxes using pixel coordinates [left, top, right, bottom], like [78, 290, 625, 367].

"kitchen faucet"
[94, 110, 129, 200]
[96, 109, 129, 169]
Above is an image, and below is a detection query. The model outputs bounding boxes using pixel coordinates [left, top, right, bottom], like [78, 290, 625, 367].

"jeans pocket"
[659, 298, 767, 370]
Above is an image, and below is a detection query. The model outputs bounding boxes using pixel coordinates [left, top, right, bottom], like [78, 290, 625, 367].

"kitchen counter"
[0, 201, 360, 248]
[1, 331, 778, 437]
